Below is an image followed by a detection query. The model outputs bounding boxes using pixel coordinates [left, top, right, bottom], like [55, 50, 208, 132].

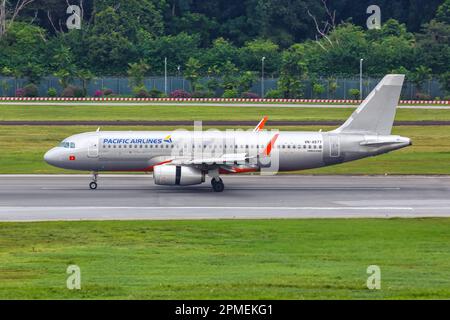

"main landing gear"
[211, 177, 225, 192]
[89, 172, 98, 190]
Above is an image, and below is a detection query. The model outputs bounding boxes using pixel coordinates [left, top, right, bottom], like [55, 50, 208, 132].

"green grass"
[0, 219, 449, 299]
[1, 104, 450, 122]
[0, 125, 449, 174]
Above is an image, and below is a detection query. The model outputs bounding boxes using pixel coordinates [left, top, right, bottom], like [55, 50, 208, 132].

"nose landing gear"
[89, 172, 98, 190]
[211, 177, 224, 192]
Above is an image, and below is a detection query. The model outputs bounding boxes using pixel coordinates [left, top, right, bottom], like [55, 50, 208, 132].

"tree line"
[0, 0, 449, 99]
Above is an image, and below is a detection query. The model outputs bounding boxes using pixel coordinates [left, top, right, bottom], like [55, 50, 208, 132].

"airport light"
[261, 56, 266, 98]
[164, 57, 168, 95]
[360, 58, 364, 100]
[177, 65, 184, 90]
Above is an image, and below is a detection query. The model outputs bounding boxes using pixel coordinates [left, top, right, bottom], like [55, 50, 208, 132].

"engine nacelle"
[153, 165, 205, 186]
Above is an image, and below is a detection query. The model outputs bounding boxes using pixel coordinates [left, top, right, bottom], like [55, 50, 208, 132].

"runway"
[0, 175, 449, 221]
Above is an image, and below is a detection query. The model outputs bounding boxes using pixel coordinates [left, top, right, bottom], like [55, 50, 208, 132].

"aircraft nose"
[44, 148, 61, 166]
[44, 149, 54, 164]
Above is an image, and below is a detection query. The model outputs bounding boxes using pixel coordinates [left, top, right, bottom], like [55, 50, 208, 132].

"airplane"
[44, 74, 411, 192]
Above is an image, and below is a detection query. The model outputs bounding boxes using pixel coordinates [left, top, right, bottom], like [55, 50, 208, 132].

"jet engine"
[153, 165, 205, 186]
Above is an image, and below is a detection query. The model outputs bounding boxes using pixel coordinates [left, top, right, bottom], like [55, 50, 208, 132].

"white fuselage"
[44, 130, 411, 173]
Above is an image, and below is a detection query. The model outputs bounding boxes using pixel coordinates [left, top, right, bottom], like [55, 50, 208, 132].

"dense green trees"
[0, 22, 48, 83]
[0, 0, 448, 97]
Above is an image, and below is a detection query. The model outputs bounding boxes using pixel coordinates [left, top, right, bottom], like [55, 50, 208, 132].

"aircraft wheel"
[211, 178, 224, 192]
[89, 181, 98, 190]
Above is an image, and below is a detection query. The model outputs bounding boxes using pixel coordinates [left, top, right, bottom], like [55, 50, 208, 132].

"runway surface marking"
[40, 186, 401, 190]
[0, 206, 415, 210]
[0, 175, 449, 221]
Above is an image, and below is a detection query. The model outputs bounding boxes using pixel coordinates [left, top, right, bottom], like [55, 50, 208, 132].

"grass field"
[0, 125, 449, 174]
[1, 104, 450, 122]
[0, 219, 449, 299]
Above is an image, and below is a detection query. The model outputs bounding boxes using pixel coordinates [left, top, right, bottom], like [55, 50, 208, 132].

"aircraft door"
[329, 135, 340, 158]
[88, 138, 99, 158]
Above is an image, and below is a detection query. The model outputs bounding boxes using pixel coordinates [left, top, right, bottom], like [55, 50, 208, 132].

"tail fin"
[333, 74, 405, 135]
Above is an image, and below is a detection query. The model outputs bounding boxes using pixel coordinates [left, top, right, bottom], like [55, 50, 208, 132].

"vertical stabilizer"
[333, 74, 404, 135]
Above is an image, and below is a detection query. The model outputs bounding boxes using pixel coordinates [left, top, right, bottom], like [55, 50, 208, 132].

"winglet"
[262, 133, 279, 156]
[253, 116, 268, 132]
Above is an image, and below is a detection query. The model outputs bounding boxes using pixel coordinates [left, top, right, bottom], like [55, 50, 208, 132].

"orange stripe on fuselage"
[219, 167, 258, 174]
[263, 133, 279, 156]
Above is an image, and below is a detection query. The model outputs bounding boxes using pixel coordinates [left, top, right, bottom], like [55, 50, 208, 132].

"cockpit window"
[59, 141, 75, 148]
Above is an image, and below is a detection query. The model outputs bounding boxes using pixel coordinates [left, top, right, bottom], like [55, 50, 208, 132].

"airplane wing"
[171, 153, 249, 166]
[165, 133, 279, 171]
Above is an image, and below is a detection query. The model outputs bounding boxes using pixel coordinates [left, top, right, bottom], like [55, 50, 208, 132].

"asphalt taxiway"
[0, 175, 449, 221]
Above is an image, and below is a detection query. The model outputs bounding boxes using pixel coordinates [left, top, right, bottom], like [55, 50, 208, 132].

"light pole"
[177, 65, 184, 90]
[164, 57, 168, 95]
[261, 56, 266, 98]
[359, 58, 364, 100]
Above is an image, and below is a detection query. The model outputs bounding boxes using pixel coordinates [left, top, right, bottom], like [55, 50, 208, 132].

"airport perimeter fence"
[0, 75, 446, 100]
